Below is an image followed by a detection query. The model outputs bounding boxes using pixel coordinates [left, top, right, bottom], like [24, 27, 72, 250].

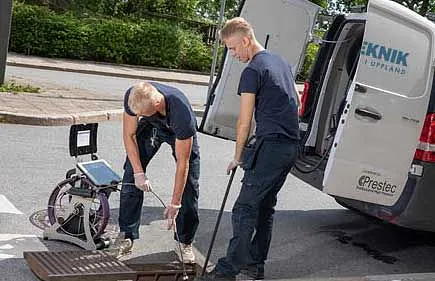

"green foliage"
[10, 2, 212, 71]
[195, 0, 240, 22]
[298, 43, 319, 81]
[0, 80, 40, 94]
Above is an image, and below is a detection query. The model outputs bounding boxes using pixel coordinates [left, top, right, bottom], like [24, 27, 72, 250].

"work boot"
[175, 242, 195, 263]
[195, 268, 236, 281]
[117, 238, 133, 258]
[240, 264, 264, 280]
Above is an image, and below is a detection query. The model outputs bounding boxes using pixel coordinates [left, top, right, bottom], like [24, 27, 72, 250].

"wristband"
[233, 159, 242, 166]
[169, 203, 182, 209]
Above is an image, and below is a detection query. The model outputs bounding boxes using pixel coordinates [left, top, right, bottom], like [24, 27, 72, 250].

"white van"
[200, 0, 435, 232]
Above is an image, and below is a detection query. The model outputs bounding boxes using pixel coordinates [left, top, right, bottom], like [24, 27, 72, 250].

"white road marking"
[0, 234, 43, 260]
[0, 195, 23, 214]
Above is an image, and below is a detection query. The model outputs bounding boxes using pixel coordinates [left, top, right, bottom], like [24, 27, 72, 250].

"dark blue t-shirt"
[124, 82, 197, 141]
[238, 50, 300, 140]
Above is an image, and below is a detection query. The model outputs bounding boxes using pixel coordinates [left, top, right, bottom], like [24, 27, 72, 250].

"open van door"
[200, 0, 320, 140]
[323, 0, 435, 206]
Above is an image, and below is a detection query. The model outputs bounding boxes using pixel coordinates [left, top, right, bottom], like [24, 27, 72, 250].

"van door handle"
[355, 108, 382, 120]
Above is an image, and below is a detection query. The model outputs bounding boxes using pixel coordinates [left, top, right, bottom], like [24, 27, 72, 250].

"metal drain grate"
[24, 250, 198, 281]
[24, 250, 137, 281]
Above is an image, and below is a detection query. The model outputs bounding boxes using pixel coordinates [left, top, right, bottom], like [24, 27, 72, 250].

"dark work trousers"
[119, 124, 200, 244]
[216, 135, 297, 277]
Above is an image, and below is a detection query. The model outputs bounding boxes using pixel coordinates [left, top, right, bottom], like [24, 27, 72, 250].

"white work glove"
[133, 172, 152, 192]
[226, 159, 241, 175]
[163, 204, 181, 230]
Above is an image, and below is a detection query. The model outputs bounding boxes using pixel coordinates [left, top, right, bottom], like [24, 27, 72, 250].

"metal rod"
[201, 168, 237, 276]
[0, 0, 13, 85]
[205, 0, 227, 105]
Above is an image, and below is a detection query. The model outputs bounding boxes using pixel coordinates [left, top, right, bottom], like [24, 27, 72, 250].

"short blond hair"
[219, 17, 254, 40]
[128, 82, 158, 115]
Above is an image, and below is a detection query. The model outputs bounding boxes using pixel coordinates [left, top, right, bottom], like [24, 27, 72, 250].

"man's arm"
[123, 112, 143, 174]
[234, 93, 256, 162]
[171, 137, 193, 206]
[164, 136, 193, 229]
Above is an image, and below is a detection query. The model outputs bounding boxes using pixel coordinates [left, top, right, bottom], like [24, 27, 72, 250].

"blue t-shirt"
[238, 50, 300, 140]
[124, 82, 197, 141]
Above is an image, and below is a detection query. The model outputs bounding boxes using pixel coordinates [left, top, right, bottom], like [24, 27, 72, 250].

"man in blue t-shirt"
[200, 18, 299, 281]
[119, 81, 200, 263]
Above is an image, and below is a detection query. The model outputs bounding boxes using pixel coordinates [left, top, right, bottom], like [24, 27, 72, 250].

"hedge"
[10, 2, 212, 72]
[10, 2, 319, 78]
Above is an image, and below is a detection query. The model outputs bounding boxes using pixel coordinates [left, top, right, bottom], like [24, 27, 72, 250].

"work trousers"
[119, 123, 200, 244]
[216, 135, 297, 277]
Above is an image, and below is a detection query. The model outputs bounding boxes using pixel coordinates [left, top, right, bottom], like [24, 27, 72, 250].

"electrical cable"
[112, 182, 189, 280]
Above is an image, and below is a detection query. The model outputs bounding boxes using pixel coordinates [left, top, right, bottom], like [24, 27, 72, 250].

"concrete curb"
[0, 107, 204, 126]
[7, 61, 210, 86]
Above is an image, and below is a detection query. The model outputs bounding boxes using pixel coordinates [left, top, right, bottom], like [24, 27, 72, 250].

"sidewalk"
[1, 53, 304, 126]
[1, 53, 211, 126]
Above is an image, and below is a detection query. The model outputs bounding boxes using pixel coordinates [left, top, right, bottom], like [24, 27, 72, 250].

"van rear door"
[323, 0, 435, 206]
[200, 0, 320, 140]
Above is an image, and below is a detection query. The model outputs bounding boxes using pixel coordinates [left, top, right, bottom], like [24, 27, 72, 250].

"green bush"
[10, 2, 212, 71]
[297, 43, 319, 81]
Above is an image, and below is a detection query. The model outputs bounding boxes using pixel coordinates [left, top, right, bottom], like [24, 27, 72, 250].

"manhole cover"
[29, 209, 51, 230]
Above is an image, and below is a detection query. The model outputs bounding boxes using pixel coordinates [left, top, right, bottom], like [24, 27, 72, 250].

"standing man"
[202, 17, 299, 280]
[119, 81, 200, 263]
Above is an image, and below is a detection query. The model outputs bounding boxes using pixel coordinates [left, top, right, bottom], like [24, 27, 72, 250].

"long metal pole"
[205, 0, 226, 103]
[201, 168, 237, 276]
[0, 0, 13, 85]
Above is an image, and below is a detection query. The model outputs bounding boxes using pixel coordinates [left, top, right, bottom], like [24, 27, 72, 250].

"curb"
[7, 62, 210, 87]
[0, 107, 204, 126]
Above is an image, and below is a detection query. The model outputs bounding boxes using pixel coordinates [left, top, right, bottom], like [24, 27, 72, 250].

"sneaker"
[116, 238, 133, 258]
[240, 264, 264, 280]
[175, 242, 195, 263]
[196, 268, 236, 281]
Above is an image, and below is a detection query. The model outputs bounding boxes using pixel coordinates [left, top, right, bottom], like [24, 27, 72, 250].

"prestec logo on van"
[360, 41, 409, 75]
[356, 174, 397, 197]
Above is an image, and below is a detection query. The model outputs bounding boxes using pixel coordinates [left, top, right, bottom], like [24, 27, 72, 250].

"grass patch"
[0, 81, 40, 94]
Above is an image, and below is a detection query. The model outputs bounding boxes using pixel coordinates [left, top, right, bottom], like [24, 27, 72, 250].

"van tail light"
[414, 113, 435, 162]
[298, 81, 310, 117]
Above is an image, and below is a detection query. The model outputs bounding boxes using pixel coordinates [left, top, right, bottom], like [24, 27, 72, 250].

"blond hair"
[128, 82, 158, 115]
[219, 17, 254, 40]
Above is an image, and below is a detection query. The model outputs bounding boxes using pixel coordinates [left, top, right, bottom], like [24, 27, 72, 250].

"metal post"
[205, 0, 226, 103]
[0, 0, 13, 85]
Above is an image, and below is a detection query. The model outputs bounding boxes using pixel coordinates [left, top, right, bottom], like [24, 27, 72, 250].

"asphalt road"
[2, 121, 435, 281]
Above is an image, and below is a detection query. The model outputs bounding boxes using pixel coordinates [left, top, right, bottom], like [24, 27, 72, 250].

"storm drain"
[24, 250, 197, 281]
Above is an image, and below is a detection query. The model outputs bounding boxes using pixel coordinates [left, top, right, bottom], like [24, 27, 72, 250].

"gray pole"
[0, 0, 13, 85]
[206, 0, 226, 102]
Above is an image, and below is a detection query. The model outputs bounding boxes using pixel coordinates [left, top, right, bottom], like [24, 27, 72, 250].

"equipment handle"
[201, 168, 237, 276]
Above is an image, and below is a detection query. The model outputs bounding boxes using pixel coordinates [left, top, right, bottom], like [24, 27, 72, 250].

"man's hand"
[133, 172, 152, 192]
[226, 159, 241, 175]
[163, 204, 181, 230]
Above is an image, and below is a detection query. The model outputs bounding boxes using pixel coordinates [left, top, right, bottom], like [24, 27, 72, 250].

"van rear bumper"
[291, 158, 435, 232]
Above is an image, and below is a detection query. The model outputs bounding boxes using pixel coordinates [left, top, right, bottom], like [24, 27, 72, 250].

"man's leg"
[119, 125, 160, 240]
[175, 156, 200, 244]
[215, 139, 297, 278]
[245, 172, 287, 278]
[247, 140, 298, 278]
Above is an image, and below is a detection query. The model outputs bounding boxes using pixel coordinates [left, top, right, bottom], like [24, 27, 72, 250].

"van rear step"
[24, 250, 197, 281]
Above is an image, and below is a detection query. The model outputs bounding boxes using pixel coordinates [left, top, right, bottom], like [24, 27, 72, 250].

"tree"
[334, 0, 433, 16]
[195, 0, 239, 22]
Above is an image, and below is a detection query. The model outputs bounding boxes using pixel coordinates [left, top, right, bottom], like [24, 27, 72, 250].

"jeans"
[216, 135, 297, 277]
[118, 123, 200, 244]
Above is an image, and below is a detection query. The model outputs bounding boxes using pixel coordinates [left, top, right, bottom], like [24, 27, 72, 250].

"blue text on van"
[360, 41, 409, 66]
